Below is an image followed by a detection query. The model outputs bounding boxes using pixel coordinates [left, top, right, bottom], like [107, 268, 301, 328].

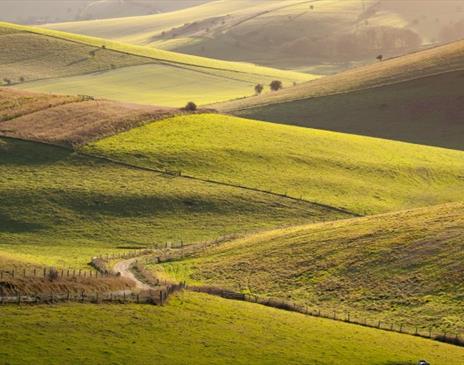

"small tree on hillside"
[3, 78, 11, 85]
[19, 76, 25, 83]
[270, 80, 283, 92]
[184, 101, 197, 111]
[376, 54, 383, 62]
[255, 83, 264, 95]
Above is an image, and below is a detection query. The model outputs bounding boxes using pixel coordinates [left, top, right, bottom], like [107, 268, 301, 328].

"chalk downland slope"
[159, 202, 464, 333]
[0, 88, 180, 146]
[43, 0, 464, 72]
[215, 38, 464, 150]
[0, 22, 314, 107]
[83, 114, 464, 216]
[0, 137, 348, 268]
[2, 292, 464, 365]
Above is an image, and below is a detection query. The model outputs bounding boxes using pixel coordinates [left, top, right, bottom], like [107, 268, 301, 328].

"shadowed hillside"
[216, 38, 464, 150]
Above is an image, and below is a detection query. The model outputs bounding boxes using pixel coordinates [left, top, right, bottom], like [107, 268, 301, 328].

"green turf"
[0, 137, 347, 268]
[157, 203, 464, 334]
[156, 203, 464, 334]
[11, 63, 298, 107]
[1, 292, 463, 365]
[83, 113, 464, 215]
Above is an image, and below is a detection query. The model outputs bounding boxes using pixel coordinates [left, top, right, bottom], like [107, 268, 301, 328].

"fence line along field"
[2, 292, 464, 365]
[152, 202, 464, 335]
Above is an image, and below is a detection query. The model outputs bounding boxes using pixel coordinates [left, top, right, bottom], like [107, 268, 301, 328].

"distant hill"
[217, 38, 464, 150]
[0, 22, 313, 107]
[0, 0, 210, 25]
[161, 202, 464, 333]
[44, 0, 464, 73]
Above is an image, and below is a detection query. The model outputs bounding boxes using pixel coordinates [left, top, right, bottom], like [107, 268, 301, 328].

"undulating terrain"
[44, 0, 464, 72]
[1, 1, 464, 363]
[0, 22, 312, 107]
[157, 203, 464, 333]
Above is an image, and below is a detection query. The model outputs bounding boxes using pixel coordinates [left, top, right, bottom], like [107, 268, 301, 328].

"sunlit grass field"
[0, 22, 314, 107]
[11, 64, 294, 107]
[2, 292, 463, 365]
[0, 137, 347, 268]
[83, 114, 464, 215]
[156, 202, 464, 333]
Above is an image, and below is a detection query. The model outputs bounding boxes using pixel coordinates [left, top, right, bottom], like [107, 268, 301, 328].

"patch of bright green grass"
[157, 203, 464, 333]
[0, 137, 346, 267]
[1, 292, 463, 365]
[12, 63, 296, 107]
[83, 113, 464, 215]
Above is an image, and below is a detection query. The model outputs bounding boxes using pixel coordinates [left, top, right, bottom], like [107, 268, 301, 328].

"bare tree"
[376, 54, 383, 62]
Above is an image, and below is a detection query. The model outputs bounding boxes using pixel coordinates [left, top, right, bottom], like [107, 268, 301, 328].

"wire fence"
[0, 283, 186, 306]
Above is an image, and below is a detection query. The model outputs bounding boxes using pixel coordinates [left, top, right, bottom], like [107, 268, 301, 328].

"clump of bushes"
[270, 80, 283, 91]
[255, 83, 264, 95]
[184, 101, 197, 111]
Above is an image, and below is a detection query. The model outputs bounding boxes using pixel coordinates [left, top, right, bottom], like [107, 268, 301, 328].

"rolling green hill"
[0, 21, 313, 107]
[2, 292, 464, 365]
[0, 136, 347, 268]
[82, 113, 464, 216]
[156, 202, 464, 333]
[43, 0, 464, 72]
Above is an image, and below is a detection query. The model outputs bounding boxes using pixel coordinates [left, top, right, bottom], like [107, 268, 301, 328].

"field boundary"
[0, 134, 358, 216]
[136, 248, 464, 348]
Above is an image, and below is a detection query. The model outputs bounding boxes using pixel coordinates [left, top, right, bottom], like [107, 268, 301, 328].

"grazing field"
[234, 70, 464, 150]
[216, 38, 464, 112]
[83, 114, 464, 215]
[1, 292, 463, 365]
[11, 63, 293, 107]
[0, 88, 81, 122]
[0, 94, 178, 146]
[157, 203, 464, 333]
[0, 137, 347, 268]
[43, 0, 464, 71]
[0, 21, 314, 107]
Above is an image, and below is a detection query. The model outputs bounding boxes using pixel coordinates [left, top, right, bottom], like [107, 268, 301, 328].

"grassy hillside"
[216, 37, 464, 112]
[157, 203, 464, 333]
[0, 136, 347, 268]
[233, 70, 464, 150]
[43, 0, 464, 72]
[0, 22, 313, 106]
[83, 114, 464, 215]
[2, 292, 463, 365]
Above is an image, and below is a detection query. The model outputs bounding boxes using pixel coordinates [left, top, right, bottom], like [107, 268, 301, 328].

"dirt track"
[113, 258, 152, 291]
